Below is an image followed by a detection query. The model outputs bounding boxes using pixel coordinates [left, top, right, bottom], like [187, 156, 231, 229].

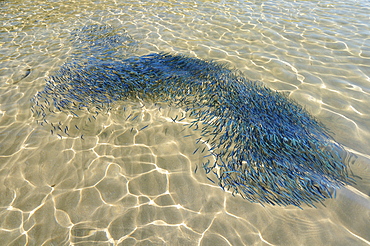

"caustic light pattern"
[31, 25, 353, 208]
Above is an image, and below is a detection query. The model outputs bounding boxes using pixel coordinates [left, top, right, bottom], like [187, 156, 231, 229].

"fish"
[139, 125, 149, 131]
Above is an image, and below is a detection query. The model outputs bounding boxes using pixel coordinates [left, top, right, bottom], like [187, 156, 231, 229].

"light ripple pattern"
[31, 25, 353, 208]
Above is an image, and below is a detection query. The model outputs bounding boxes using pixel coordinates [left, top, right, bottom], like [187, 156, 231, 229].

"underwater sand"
[0, 0, 370, 245]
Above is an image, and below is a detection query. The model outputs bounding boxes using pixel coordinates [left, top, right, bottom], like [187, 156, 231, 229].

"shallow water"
[1, 0, 370, 245]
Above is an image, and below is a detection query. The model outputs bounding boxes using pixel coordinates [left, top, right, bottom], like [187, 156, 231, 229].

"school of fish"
[31, 25, 353, 207]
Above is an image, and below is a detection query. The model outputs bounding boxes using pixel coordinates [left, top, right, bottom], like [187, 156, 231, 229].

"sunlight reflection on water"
[0, 0, 369, 245]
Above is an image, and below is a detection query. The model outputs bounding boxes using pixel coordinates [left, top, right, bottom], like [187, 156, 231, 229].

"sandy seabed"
[1, 0, 370, 245]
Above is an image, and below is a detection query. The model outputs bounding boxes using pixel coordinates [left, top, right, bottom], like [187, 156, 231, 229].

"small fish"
[171, 115, 178, 122]
[207, 177, 215, 184]
[23, 68, 31, 79]
[139, 125, 149, 131]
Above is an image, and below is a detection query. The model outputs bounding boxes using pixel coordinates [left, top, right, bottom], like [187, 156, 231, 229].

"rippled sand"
[1, 0, 370, 245]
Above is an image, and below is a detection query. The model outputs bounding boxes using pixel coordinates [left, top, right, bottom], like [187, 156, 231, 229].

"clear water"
[1, 0, 370, 245]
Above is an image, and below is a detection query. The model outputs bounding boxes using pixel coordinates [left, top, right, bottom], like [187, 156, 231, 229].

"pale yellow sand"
[0, 0, 369, 245]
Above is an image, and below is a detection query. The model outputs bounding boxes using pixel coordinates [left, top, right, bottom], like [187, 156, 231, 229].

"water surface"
[1, 0, 369, 245]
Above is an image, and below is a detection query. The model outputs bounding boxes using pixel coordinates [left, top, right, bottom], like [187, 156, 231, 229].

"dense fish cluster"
[31, 25, 353, 207]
